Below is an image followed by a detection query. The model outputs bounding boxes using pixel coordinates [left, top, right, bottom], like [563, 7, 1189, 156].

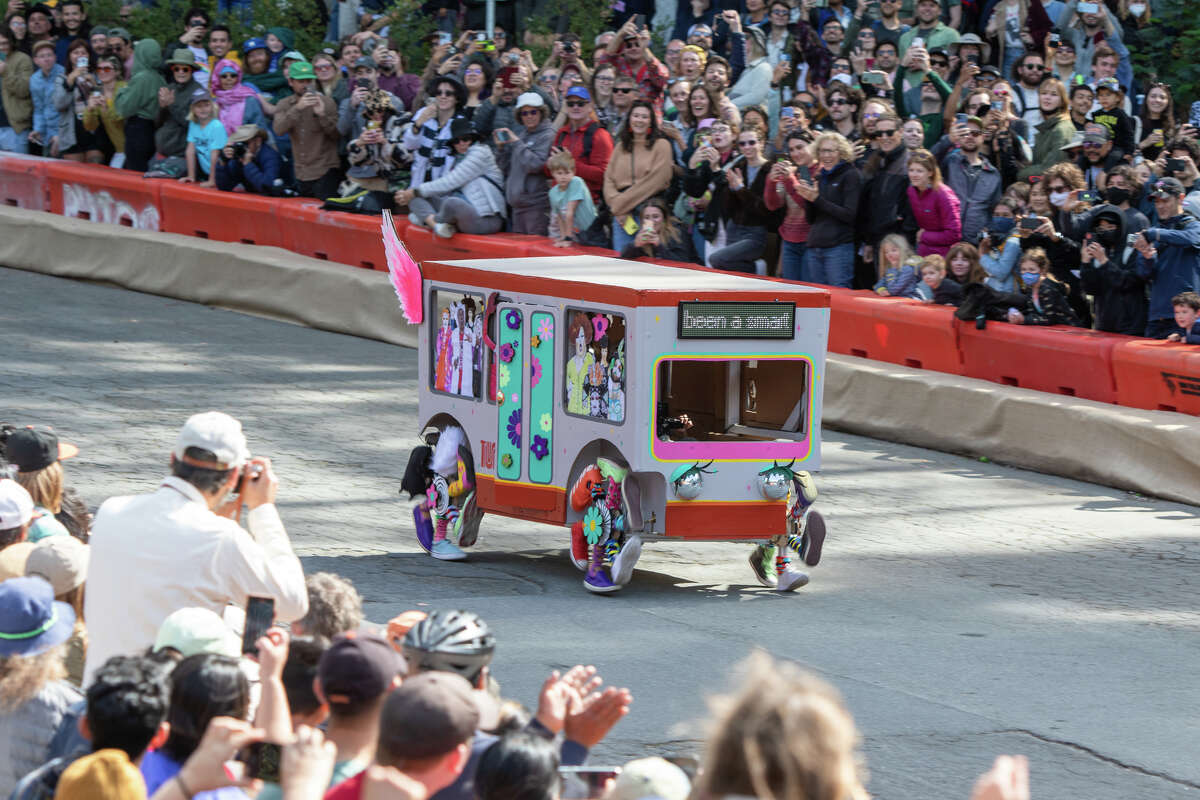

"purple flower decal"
[506, 408, 522, 447]
[531, 435, 549, 460]
[499, 342, 515, 363]
[530, 355, 543, 387]
[505, 309, 521, 330]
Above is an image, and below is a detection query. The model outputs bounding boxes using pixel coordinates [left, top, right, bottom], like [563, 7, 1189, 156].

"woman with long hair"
[679, 84, 721, 155]
[55, 38, 103, 163]
[404, 74, 466, 187]
[906, 148, 961, 257]
[81, 54, 126, 163]
[1020, 77, 1075, 180]
[765, 130, 815, 281]
[590, 63, 618, 132]
[945, 241, 989, 285]
[312, 51, 349, 107]
[3, 12, 28, 54]
[6, 427, 73, 543]
[460, 56, 492, 120]
[1006, 247, 1082, 326]
[603, 99, 674, 251]
[1137, 83, 1176, 162]
[620, 197, 697, 262]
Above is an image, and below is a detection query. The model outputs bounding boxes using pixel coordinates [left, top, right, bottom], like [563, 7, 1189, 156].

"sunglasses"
[1082, 141, 1104, 148]
[519, 108, 541, 116]
[566, 99, 587, 107]
[315, 63, 335, 70]
[770, 7, 790, 13]
[961, 129, 983, 137]
[828, 98, 851, 106]
[869, 128, 897, 138]
[737, 139, 758, 146]
[97, 65, 115, 72]
[172, 66, 193, 72]
[189, 19, 206, 26]
[613, 87, 635, 93]
[435, 89, 456, 97]
[539, 75, 558, 83]
[930, 59, 949, 66]
[219, 72, 238, 78]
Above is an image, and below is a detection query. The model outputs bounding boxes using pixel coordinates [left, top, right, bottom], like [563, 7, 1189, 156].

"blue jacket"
[29, 64, 64, 141]
[1136, 213, 1200, 321]
[215, 144, 282, 193]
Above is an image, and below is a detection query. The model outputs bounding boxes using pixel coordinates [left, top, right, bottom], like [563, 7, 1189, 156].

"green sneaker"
[748, 542, 778, 587]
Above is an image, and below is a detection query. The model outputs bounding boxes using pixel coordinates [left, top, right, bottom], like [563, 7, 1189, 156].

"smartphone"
[75, 56, 89, 68]
[955, 112, 968, 125]
[991, 99, 1004, 111]
[559, 767, 621, 800]
[862, 72, 884, 85]
[1079, 189, 1100, 203]
[965, 53, 978, 65]
[438, 31, 452, 46]
[812, 0, 828, 7]
[476, 32, 487, 41]
[238, 742, 283, 783]
[241, 596, 275, 655]
[911, 37, 924, 49]
[1019, 216, 1041, 231]
[1048, 32, 1061, 47]
[495, 129, 513, 143]
[355, 77, 371, 90]
[781, 106, 796, 118]
[1077, 1, 1099, 12]
[779, 52, 791, 63]
[1167, 158, 1186, 174]
[632, 13, 645, 29]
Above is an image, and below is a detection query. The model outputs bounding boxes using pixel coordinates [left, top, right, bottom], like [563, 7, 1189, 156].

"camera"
[231, 141, 248, 159]
[1127, 232, 1143, 247]
[561, 40, 576, 54]
[1048, 32, 1061, 47]
[504, 52, 520, 65]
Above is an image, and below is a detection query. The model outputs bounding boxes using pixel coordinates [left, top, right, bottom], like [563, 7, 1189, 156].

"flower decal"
[537, 317, 553, 341]
[497, 363, 511, 389]
[530, 355, 543, 387]
[501, 453, 513, 468]
[510, 392, 519, 404]
[499, 343, 515, 363]
[531, 435, 549, 460]
[582, 505, 603, 545]
[530, 335, 541, 350]
[539, 412, 552, 433]
[506, 408, 521, 447]
[504, 309, 521, 330]
[592, 315, 609, 341]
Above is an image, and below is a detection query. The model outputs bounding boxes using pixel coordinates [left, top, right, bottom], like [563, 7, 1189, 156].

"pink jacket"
[907, 183, 962, 256]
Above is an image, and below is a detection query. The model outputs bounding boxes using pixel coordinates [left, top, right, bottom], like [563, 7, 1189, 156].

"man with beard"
[942, 115, 1002, 244]
[858, 112, 912, 275]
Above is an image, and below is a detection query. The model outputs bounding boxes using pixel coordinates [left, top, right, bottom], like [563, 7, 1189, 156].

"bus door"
[493, 303, 558, 496]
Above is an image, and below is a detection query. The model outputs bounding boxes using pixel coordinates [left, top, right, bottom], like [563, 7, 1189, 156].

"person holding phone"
[82, 412, 307, 687]
[1133, 178, 1200, 337]
[598, 15, 668, 108]
[1058, 0, 1131, 93]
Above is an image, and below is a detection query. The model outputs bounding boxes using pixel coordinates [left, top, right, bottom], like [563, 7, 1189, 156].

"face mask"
[989, 216, 1016, 235]
[1105, 187, 1130, 205]
[1094, 228, 1120, 248]
[1049, 190, 1070, 207]
[1020, 271, 1039, 286]
[1129, 3, 1146, 14]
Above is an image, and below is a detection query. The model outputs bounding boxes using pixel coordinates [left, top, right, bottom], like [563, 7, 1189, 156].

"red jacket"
[550, 122, 614, 200]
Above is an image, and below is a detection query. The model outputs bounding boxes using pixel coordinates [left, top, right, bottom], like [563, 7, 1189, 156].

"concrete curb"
[4, 205, 1196, 506]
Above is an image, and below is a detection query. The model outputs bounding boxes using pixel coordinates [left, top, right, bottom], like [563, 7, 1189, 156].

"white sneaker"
[776, 567, 810, 592]
[431, 539, 467, 561]
[434, 222, 456, 239]
[610, 535, 643, 585]
[408, 212, 425, 228]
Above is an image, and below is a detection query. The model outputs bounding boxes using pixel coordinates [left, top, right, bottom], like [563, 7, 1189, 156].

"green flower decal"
[498, 363, 511, 389]
[539, 413, 552, 433]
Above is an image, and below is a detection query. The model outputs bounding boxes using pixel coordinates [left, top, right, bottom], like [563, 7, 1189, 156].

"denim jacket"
[29, 64, 64, 141]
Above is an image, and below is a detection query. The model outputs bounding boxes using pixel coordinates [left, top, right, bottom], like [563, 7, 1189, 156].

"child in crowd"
[1166, 291, 1200, 343]
[1092, 77, 1136, 158]
[916, 254, 964, 305]
[1005, 248, 1081, 327]
[28, 41, 64, 157]
[873, 234, 918, 297]
[548, 150, 596, 247]
[184, 89, 227, 188]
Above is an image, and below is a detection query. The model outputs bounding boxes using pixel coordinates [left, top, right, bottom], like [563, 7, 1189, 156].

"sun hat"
[164, 49, 198, 68]
[0, 480, 34, 529]
[25, 535, 88, 596]
[0, 575, 77, 657]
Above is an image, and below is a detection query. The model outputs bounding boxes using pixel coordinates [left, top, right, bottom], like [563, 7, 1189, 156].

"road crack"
[995, 729, 1200, 789]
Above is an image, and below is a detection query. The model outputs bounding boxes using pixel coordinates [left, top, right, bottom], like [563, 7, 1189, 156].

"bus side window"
[431, 291, 484, 400]
[563, 308, 625, 423]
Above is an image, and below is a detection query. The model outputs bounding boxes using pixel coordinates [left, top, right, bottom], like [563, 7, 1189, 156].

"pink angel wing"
[381, 209, 423, 324]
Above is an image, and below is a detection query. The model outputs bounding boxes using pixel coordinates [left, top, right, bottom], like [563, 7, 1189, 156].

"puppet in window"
[565, 311, 595, 415]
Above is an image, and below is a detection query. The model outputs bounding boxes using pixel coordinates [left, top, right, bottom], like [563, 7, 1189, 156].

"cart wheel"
[569, 521, 589, 571]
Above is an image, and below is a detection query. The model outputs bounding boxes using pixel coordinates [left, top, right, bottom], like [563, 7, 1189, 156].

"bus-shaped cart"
[411, 254, 830, 593]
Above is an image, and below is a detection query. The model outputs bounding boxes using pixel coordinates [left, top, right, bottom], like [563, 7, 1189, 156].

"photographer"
[82, 412, 307, 686]
[1079, 203, 1148, 335]
[214, 124, 280, 194]
[1132, 178, 1200, 338]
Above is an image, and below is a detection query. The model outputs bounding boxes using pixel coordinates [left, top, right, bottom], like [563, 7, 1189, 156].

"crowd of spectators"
[1, 0, 1198, 339]
[0, 413, 1032, 800]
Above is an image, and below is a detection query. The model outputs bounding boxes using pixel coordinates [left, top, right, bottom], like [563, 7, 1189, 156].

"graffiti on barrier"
[62, 183, 160, 230]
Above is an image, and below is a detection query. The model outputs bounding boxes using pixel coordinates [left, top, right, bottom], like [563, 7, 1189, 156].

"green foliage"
[1130, 0, 1200, 106]
[378, 0, 437, 76]
[520, 0, 614, 64]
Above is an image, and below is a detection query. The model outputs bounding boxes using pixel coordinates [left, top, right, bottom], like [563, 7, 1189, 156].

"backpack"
[557, 122, 601, 161]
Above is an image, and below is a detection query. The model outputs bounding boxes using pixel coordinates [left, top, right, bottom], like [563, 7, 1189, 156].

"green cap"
[289, 60, 316, 80]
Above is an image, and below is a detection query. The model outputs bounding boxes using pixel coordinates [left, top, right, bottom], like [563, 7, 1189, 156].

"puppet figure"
[747, 468, 827, 592]
[606, 341, 625, 422]
[434, 307, 453, 392]
[565, 311, 595, 415]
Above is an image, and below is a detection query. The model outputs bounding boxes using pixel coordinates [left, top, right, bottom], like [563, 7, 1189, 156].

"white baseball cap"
[172, 412, 251, 470]
[0, 480, 34, 529]
[515, 91, 545, 110]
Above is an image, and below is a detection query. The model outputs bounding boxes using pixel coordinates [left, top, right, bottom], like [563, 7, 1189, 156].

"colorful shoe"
[776, 567, 810, 592]
[610, 535, 642, 586]
[456, 491, 483, 548]
[569, 522, 589, 571]
[749, 542, 778, 587]
[584, 545, 620, 593]
[801, 509, 826, 567]
[431, 538, 467, 561]
[412, 502, 434, 554]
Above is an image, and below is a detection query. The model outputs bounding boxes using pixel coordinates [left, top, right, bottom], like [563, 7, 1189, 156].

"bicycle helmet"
[402, 609, 496, 683]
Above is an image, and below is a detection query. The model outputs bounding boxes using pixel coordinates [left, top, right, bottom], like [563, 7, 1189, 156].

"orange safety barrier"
[956, 320, 1121, 403]
[826, 292, 964, 374]
[1112, 339, 1200, 414]
[0, 154, 47, 211]
[44, 161, 161, 229]
[402, 230, 543, 264]
[158, 182, 284, 248]
[280, 201, 387, 270]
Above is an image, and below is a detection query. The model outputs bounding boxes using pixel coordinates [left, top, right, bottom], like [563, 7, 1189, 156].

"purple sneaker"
[413, 501, 434, 554]
[584, 545, 620, 593]
[801, 509, 826, 567]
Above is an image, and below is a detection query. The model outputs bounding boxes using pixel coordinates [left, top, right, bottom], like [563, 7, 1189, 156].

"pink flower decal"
[499, 343, 515, 363]
[530, 355, 543, 387]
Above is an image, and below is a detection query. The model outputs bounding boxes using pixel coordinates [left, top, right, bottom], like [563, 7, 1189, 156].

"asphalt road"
[3, 266, 1197, 800]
